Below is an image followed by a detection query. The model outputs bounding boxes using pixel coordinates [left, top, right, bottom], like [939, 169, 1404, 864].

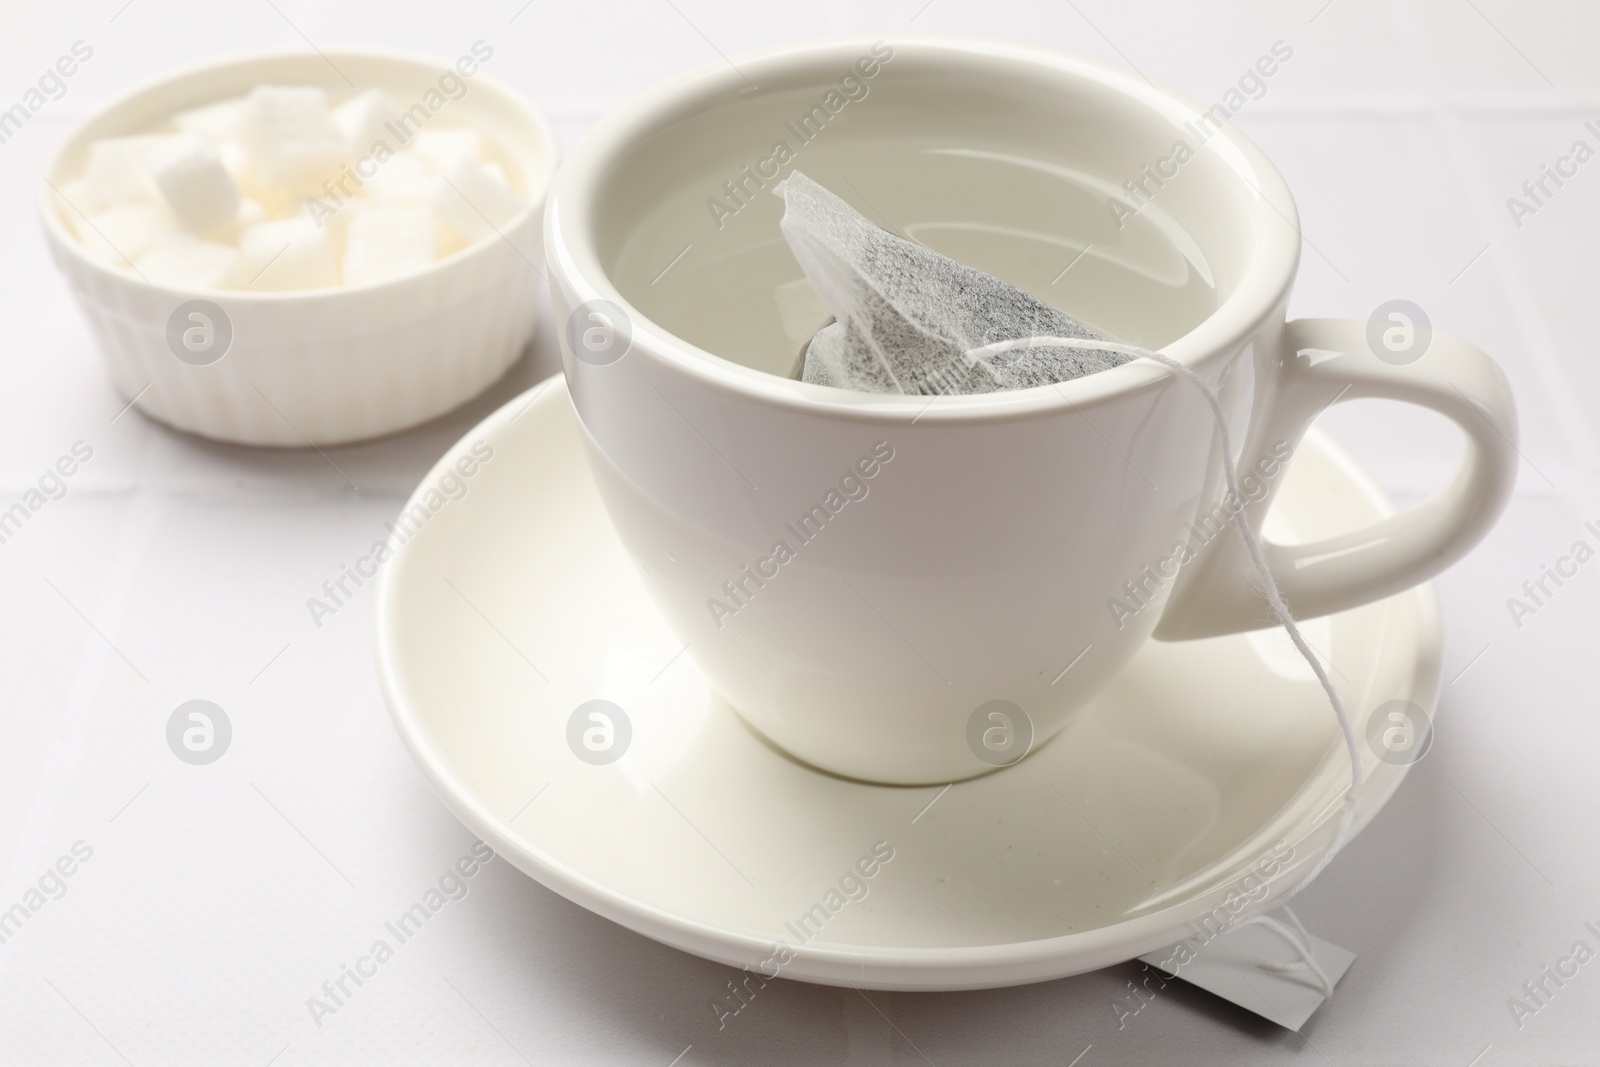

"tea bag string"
[1247, 905, 1336, 997]
[963, 337, 1365, 926]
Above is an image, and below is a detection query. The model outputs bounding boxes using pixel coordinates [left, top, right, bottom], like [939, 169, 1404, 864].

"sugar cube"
[144, 133, 242, 236]
[431, 157, 524, 243]
[67, 202, 174, 266]
[237, 198, 269, 229]
[71, 136, 175, 212]
[411, 128, 484, 175]
[310, 197, 368, 262]
[363, 151, 437, 209]
[239, 217, 338, 291]
[234, 86, 349, 197]
[136, 233, 242, 290]
[66, 83, 523, 290]
[334, 89, 403, 158]
[341, 209, 436, 286]
[213, 139, 257, 191]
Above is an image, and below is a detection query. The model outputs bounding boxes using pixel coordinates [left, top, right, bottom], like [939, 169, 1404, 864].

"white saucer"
[374, 377, 1441, 992]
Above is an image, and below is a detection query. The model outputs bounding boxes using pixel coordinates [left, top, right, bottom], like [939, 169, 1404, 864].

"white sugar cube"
[363, 151, 436, 209]
[66, 84, 519, 290]
[341, 209, 436, 285]
[67, 202, 174, 265]
[215, 139, 258, 190]
[172, 98, 245, 141]
[431, 157, 524, 243]
[71, 136, 175, 212]
[308, 197, 368, 260]
[334, 89, 403, 157]
[234, 86, 349, 196]
[239, 217, 338, 290]
[237, 198, 269, 228]
[411, 128, 483, 175]
[136, 233, 242, 290]
[144, 133, 241, 236]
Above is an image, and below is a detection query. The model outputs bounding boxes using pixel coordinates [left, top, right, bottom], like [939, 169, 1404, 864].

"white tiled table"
[2, 2, 1597, 1063]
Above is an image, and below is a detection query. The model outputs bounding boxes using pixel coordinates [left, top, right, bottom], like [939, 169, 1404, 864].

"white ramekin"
[38, 47, 557, 447]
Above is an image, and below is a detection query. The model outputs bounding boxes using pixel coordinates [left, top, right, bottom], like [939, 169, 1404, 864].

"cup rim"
[36, 45, 559, 305]
[546, 35, 1302, 420]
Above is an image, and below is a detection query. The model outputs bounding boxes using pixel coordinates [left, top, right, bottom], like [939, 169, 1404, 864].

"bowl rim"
[36, 44, 559, 303]
[546, 34, 1304, 420]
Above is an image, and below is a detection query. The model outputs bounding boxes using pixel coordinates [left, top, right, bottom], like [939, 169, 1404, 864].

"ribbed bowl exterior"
[46, 216, 543, 446]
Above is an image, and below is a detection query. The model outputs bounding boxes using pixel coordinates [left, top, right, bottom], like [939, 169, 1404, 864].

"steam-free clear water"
[610, 134, 1220, 380]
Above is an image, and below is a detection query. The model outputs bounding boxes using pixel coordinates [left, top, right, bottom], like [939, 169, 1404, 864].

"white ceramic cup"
[39, 48, 557, 447]
[545, 37, 1517, 785]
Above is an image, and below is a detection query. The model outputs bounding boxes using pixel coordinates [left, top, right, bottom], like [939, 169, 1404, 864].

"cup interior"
[581, 40, 1293, 381]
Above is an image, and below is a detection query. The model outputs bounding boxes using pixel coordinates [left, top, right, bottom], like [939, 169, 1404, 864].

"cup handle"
[1154, 317, 1519, 640]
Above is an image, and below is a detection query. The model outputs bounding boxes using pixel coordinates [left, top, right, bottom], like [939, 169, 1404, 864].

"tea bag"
[775, 176, 1365, 959]
[774, 170, 1131, 394]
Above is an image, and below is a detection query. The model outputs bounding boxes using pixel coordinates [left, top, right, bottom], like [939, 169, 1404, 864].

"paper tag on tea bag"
[1139, 917, 1355, 1031]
